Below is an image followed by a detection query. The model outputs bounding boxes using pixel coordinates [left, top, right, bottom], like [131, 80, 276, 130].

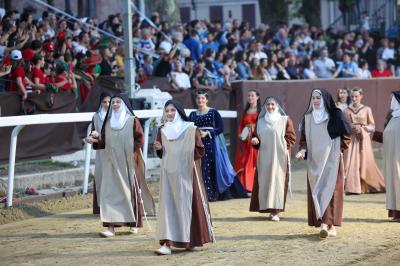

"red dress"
[234, 112, 259, 191]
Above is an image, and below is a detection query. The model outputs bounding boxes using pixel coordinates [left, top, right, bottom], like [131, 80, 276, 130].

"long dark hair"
[336, 87, 351, 105]
[244, 89, 261, 113]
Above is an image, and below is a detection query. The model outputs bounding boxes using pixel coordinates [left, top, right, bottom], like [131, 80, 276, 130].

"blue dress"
[189, 109, 248, 201]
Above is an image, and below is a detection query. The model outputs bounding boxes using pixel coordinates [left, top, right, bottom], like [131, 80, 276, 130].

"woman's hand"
[200, 130, 209, 138]
[85, 136, 98, 144]
[153, 141, 162, 151]
[251, 137, 259, 145]
[296, 149, 306, 160]
[362, 125, 374, 133]
[22, 91, 28, 100]
[90, 131, 99, 139]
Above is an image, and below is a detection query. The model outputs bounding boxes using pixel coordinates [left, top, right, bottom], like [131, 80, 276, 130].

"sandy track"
[0, 167, 399, 265]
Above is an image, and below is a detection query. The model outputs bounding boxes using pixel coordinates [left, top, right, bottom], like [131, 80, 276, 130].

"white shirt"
[44, 28, 55, 39]
[381, 48, 395, 61]
[313, 57, 335, 78]
[303, 68, 317, 79]
[254, 51, 268, 60]
[72, 42, 88, 55]
[170, 71, 191, 89]
[0, 45, 6, 58]
[357, 69, 371, 79]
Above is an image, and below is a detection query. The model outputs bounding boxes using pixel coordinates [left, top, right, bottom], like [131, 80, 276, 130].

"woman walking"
[296, 89, 351, 238]
[343, 87, 385, 194]
[154, 100, 214, 255]
[249, 97, 296, 221]
[234, 90, 261, 192]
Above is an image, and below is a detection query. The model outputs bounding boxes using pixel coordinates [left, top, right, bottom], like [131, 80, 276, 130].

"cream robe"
[156, 126, 198, 243]
[305, 114, 341, 219]
[100, 116, 138, 224]
[256, 116, 288, 210]
[383, 117, 400, 211]
[93, 112, 105, 206]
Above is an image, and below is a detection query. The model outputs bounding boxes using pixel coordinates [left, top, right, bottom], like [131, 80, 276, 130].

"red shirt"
[31, 67, 47, 84]
[54, 76, 71, 92]
[371, 69, 392, 78]
[8, 66, 26, 92]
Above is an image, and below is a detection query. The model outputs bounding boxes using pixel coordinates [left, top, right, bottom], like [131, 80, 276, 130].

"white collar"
[162, 112, 194, 140]
[109, 101, 131, 130]
[312, 91, 329, 124]
[264, 107, 281, 123]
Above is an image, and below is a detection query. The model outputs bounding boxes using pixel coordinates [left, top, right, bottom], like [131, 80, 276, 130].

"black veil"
[163, 99, 190, 122]
[101, 93, 135, 132]
[300, 88, 351, 139]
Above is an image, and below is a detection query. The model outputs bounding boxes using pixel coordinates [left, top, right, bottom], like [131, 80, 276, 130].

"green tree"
[299, 0, 321, 26]
[145, 0, 181, 24]
[258, 0, 289, 28]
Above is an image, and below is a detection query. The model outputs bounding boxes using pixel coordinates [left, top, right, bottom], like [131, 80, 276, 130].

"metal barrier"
[0, 109, 237, 207]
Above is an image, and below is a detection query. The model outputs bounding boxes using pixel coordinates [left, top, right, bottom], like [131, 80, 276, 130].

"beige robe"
[305, 114, 341, 220]
[256, 116, 288, 210]
[100, 116, 139, 225]
[343, 106, 385, 194]
[156, 126, 213, 243]
[383, 117, 400, 212]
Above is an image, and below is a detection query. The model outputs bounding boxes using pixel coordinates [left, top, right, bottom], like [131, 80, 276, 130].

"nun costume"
[297, 89, 351, 239]
[249, 97, 296, 221]
[154, 100, 214, 255]
[89, 94, 155, 237]
[90, 92, 111, 214]
[383, 91, 400, 221]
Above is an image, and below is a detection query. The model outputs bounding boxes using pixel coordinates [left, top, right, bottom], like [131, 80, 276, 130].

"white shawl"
[162, 112, 194, 140]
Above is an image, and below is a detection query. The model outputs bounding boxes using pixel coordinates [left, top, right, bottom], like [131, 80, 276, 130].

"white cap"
[158, 41, 172, 54]
[11, 50, 22, 60]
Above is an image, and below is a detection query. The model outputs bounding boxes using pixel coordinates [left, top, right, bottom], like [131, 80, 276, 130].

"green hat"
[55, 60, 69, 74]
[95, 36, 114, 50]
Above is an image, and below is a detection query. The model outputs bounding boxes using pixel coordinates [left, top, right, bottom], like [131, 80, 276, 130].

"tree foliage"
[145, 0, 181, 24]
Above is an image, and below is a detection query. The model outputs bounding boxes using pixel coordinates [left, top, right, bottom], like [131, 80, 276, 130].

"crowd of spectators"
[1, 5, 400, 102]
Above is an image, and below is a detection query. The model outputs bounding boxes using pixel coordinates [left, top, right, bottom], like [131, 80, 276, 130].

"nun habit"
[155, 100, 215, 249]
[249, 97, 296, 215]
[93, 94, 155, 229]
[298, 89, 351, 227]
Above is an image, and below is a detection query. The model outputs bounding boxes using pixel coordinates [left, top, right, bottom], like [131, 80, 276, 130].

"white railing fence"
[0, 110, 237, 207]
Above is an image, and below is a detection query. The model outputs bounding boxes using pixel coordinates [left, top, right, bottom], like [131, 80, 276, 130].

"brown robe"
[343, 106, 385, 194]
[156, 128, 213, 248]
[93, 117, 145, 227]
[299, 129, 350, 227]
[249, 117, 296, 214]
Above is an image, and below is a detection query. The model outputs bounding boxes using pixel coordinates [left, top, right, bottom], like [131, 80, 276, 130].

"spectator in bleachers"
[168, 59, 191, 90]
[183, 57, 195, 78]
[371, 59, 392, 78]
[334, 53, 359, 78]
[183, 29, 201, 61]
[302, 58, 317, 79]
[235, 51, 250, 80]
[314, 48, 336, 79]
[377, 38, 395, 62]
[357, 59, 372, 78]
[254, 42, 267, 60]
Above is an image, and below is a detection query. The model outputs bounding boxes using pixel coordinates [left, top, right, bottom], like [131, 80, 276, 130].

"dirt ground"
[1, 158, 400, 266]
